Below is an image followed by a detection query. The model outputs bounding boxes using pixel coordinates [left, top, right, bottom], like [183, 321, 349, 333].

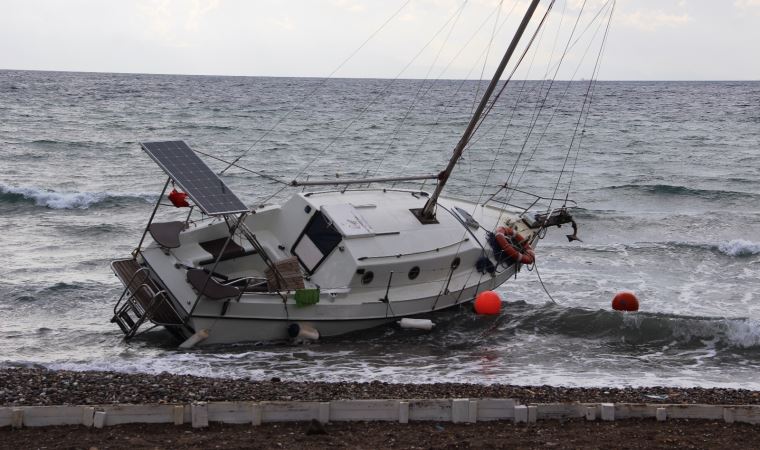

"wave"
[544, 239, 760, 258]
[506, 303, 760, 350]
[717, 239, 760, 257]
[0, 183, 155, 210]
[604, 183, 757, 201]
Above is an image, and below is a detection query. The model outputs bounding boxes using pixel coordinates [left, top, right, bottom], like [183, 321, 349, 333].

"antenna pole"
[419, 0, 542, 220]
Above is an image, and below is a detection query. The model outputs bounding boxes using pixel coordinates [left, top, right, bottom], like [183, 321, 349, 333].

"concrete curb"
[2, 400, 759, 428]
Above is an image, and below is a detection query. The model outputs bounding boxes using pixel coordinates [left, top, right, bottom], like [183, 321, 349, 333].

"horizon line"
[1, 67, 758, 83]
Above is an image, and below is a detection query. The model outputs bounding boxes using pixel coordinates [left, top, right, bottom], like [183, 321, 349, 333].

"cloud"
[136, 0, 220, 47]
[620, 9, 692, 31]
[186, 0, 220, 32]
[735, 0, 760, 15]
[330, 0, 367, 13]
[269, 16, 296, 31]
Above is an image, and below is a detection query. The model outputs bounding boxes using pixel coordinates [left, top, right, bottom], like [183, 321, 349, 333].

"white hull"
[182, 263, 514, 344]
[114, 189, 536, 345]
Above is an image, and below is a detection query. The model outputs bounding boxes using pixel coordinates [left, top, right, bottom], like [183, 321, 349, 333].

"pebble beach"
[4, 368, 760, 449]
[3, 367, 760, 407]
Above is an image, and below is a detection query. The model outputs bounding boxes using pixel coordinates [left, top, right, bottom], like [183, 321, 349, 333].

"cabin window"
[292, 211, 342, 273]
[408, 266, 420, 280]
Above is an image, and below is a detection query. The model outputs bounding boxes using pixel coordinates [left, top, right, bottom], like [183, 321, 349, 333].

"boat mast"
[419, 0, 542, 220]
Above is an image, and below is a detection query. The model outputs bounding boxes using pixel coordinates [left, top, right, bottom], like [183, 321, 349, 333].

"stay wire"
[564, 0, 615, 204]
[457, 0, 558, 159]
[484, 0, 611, 213]
[193, 148, 290, 186]
[394, 1, 519, 185]
[291, 1, 472, 183]
[500, 0, 592, 211]
[473, 3, 552, 209]
[453, 0, 613, 165]
[362, 0, 470, 177]
[547, 0, 614, 211]
[470, 0, 504, 115]
[219, 0, 412, 175]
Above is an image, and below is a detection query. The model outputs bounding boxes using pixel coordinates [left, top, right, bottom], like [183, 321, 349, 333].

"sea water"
[1, 70, 759, 388]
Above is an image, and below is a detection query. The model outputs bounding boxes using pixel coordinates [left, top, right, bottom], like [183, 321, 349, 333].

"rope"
[290, 2, 473, 183]
[533, 259, 558, 304]
[547, 0, 615, 212]
[563, 0, 616, 204]
[497, 0, 595, 217]
[393, 1, 518, 185]
[470, 0, 504, 115]
[362, 0, 470, 177]
[500, 0, 613, 213]
[219, 0, 412, 175]
[473, 4, 550, 210]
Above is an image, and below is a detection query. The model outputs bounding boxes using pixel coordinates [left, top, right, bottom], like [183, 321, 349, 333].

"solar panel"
[141, 141, 249, 216]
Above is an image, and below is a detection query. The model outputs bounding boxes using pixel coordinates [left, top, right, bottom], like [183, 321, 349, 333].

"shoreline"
[3, 367, 760, 407]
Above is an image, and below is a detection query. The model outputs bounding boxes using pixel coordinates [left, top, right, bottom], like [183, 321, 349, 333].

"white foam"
[0, 183, 154, 209]
[723, 319, 760, 348]
[718, 239, 760, 257]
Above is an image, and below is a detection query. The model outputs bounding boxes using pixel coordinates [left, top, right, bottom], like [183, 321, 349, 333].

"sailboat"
[110, 0, 603, 346]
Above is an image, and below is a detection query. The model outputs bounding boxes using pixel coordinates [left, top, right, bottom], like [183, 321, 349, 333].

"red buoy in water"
[474, 291, 502, 315]
[612, 291, 639, 312]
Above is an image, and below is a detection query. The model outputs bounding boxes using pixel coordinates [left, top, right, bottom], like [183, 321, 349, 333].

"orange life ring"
[495, 226, 535, 265]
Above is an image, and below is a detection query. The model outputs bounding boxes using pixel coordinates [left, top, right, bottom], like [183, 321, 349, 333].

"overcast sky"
[1, 0, 758, 80]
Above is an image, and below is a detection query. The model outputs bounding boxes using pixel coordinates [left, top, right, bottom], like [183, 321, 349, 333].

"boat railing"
[485, 185, 577, 217]
[112, 265, 153, 315]
[111, 259, 186, 339]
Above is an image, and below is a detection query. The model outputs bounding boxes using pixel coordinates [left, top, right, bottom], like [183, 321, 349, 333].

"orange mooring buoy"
[474, 291, 502, 315]
[612, 291, 639, 312]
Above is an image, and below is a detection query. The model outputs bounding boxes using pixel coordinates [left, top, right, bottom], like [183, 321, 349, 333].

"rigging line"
[441, 0, 556, 213]
[458, 0, 558, 152]
[530, 0, 614, 87]
[393, 1, 520, 184]
[429, 0, 555, 187]
[362, 0, 470, 177]
[564, 1, 615, 204]
[462, 0, 604, 167]
[473, 4, 551, 209]
[533, 259, 558, 304]
[483, 0, 611, 205]
[261, 182, 291, 205]
[500, 0, 593, 211]
[547, 0, 614, 211]
[218, 0, 412, 175]
[192, 148, 290, 185]
[470, 0, 504, 115]
[290, 2, 472, 183]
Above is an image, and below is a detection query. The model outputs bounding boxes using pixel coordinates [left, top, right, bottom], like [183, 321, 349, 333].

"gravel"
[2, 367, 760, 406]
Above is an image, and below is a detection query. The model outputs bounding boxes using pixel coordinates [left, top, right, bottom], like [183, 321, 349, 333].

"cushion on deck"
[186, 269, 241, 300]
[199, 237, 245, 260]
[148, 221, 185, 249]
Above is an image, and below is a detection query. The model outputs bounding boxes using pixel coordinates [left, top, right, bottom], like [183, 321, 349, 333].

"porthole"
[408, 266, 420, 280]
[451, 257, 461, 270]
[361, 271, 374, 285]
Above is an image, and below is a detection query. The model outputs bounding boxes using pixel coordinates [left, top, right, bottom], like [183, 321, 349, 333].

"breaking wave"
[504, 303, 760, 350]
[0, 183, 155, 209]
[718, 239, 760, 257]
